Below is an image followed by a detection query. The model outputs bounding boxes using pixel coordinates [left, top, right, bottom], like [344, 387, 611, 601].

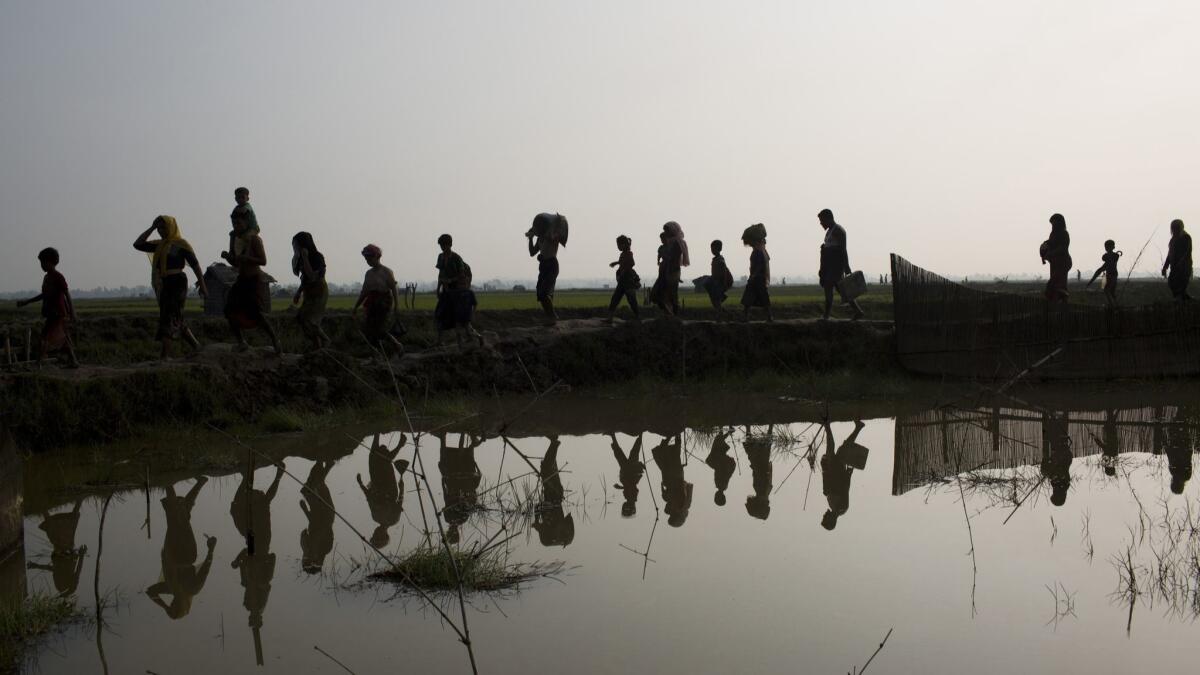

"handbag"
[836, 270, 867, 302]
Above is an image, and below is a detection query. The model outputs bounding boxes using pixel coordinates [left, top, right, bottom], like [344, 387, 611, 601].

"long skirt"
[741, 277, 770, 308]
[156, 273, 189, 340]
[1168, 267, 1192, 299]
[435, 289, 477, 330]
[536, 256, 559, 302]
[362, 291, 394, 344]
[297, 279, 328, 338]
[224, 275, 269, 328]
[1045, 262, 1071, 301]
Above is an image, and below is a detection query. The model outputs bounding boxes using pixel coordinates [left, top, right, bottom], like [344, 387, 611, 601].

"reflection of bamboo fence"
[890, 254, 1200, 379]
[893, 406, 1195, 495]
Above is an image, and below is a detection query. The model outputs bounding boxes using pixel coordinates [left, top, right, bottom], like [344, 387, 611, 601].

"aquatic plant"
[0, 592, 79, 671]
[370, 545, 566, 594]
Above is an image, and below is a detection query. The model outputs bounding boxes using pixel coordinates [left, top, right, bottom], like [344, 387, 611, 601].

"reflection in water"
[652, 435, 692, 528]
[1100, 410, 1119, 476]
[610, 433, 645, 517]
[822, 421, 867, 531]
[300, 461, 335, 574]
[146, 478, 215, 619]
[230, 462, 284, 667]
[359, 433, 408, 549]
[27, 500, 86, 597]
[534, 437, 574, 547]
[439, 432, 481, 545]
[704, 429, 735, 507]
[1165, 408, 1194, 494]
[1041, 413, 1072, 507]
[743, 426, 773, 520]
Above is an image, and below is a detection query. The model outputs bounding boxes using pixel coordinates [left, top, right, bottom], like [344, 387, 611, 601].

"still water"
[7, 396, 1200, 674]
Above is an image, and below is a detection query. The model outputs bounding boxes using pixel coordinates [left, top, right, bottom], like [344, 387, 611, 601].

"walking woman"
[652, 221, 689, 316]
[133, 216, 207, 358]
[1040, 213, 1072, 303]
[1162, 219, 1192, 301]
[740, 224, 773, 322]
[222, 208, 282, 354]
[290, 232, 330, 350]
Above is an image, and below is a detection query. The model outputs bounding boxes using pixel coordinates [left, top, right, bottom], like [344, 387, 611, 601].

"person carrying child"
[1085, 239, 1121, 306]
[222, 204, 281, 354]
[605, 235, 641, 323]
[16, 247, 79, 368]
[434, 234, 484, 348]
[740, 224, 773, 322]
[352, 244, 404, 356]
[705, 240, 733, 315]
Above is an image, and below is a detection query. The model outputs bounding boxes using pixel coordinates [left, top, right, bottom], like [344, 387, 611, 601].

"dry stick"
[94, 491, 114, 675]
[25, 328, 31, 362]
[1117, 224, 1161, 302]
[854, 627, 894, 675]
[314, 645, 357, 674]
[203, 423, 471, 649]
[1002, 475, 1047, 525]
[949, 437, 979, 618]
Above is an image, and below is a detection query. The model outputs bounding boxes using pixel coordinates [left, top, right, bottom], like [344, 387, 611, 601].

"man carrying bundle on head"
[527, 212, 567, 326]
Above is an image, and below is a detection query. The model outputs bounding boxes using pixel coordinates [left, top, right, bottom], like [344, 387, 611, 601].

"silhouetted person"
[222, 189, 281, 354]
[705, 240, 732, 314]
[606, 235, 641, 323]
[650, 222, 689, 317]
[533, 437, 575, 547]
[1165, 410, 1194, 495]
[300, 461, 335, 574]
[1041, 413, 1072, 506]
[1162, 219, 1192, 301]
[359, 433, 408, 549]
[146, 477, 216, 619]
[741, 227, 773, 323]
[818, 209, 864, 320]
[27, 500, 86, 597]
[230, 461, 284, 667]
[744, 425, 774, 520]
[821, 420, 867, 530]
[1085, 239, 1122, 307]
[610, 433, 645, 517]
[1100, 409, 1120, 477]
[652, 434, 692, 527]
[439, 432, 482, 545]
[133, 216, 208, 357]
[527, 212, 567, 325]
[704, 428, 735, 506]
[1040, 213, 1072, 303]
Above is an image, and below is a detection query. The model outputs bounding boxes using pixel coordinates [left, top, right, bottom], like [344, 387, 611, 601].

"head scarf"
[147, 216, 194, 277]
[663, 221, 690, 267]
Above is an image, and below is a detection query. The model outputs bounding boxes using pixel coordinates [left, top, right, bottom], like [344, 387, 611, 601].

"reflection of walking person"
[1165, 409, 1194, 495]
[147, 477, 216, 619]
[300, 460, 335, 573]
[27, 500, 87, 596]
[230, 460, 284, 667]
[359, 433, 408, 548]
[821, 420, 867, 530]
[1040, 413, 1072, 506]
[744, 425, 774, 520]
[534, 437, 575, 547]
[439, 432, 482, 545]
[652, 434, 692, 527]
[704, 428, 735, 506]
[610, 433, 645, 517]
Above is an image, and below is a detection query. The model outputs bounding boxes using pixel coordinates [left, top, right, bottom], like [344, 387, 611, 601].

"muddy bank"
[0, 318, 896, 449]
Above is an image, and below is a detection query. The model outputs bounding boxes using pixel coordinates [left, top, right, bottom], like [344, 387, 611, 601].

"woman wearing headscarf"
[1162, 219, 1192, 301]
[290, 232, 330, 350]
[134, 216, 208, 358]
[1040, 213, 1072, 303]
[653, 221, 690, 316]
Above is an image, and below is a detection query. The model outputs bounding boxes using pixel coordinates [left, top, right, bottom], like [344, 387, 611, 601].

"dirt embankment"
[0, 318, 896, 449]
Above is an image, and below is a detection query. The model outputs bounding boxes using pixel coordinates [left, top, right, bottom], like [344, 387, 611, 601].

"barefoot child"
[16, 248, 79, 367]
[291, 232, 331, 350]
[434, 234, 484, 348]
[353, 244, 404, 356]
[606, 235, 640, 323]
[705, 239, 733, 314]
[740, 225, 773, 323]
[1085, 239, 1122, 306]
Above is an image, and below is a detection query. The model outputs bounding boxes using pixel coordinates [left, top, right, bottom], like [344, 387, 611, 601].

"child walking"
[1085, 239, 1122, 306]
[434, 234, 485, 348]
[352, 244, 404, 357]
[740, 226, 773, 322]
[16, 247, 79, 367]
[705, 239, 733, 315]
[606, 235, 640, 323]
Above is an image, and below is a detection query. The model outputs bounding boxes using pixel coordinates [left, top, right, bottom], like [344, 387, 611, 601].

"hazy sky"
[2, 1, 1198, 291]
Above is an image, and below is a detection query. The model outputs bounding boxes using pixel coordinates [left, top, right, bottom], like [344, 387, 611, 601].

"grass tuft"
[0, 592, 79, 671]
[370, 545, 564, 593]
[258, 406, 305, 433]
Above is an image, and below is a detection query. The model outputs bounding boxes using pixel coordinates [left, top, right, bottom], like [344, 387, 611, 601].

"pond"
[4, 392, 1199, 674]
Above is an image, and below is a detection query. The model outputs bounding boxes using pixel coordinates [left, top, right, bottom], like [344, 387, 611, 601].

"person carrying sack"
[818, 209, 865, 321]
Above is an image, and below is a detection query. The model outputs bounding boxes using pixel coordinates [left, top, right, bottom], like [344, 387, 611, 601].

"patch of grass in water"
[0, 592, 79, 671]
[258, 406, 306, 433]
[370, 545, 565, 593]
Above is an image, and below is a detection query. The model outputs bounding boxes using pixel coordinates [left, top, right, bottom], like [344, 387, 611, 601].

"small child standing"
[434, 234, 485, 348]
[740, 226, 773, 323]
[705, 240, 732, 315]
[1085, 239, 1122, 306]
[606, 235, 641, 323]
[16, 247, 79, 367]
